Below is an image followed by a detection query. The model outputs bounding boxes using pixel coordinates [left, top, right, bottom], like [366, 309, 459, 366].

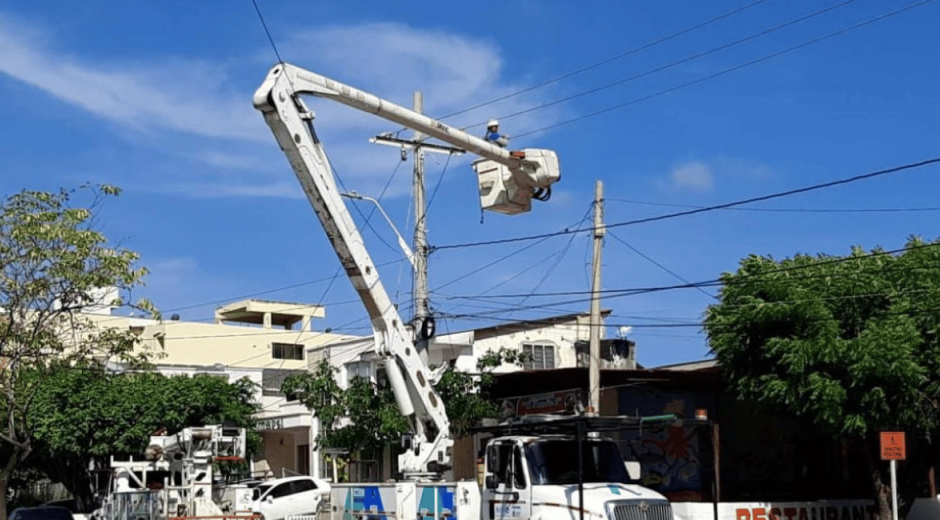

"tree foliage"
[434, 349, 528, 436]
[283, 360, 409, 461]
[0, 186, 157, 518]
[704, 237, 940, 519]
[26, 370, 260, 510]
[283, 349, 523, 463]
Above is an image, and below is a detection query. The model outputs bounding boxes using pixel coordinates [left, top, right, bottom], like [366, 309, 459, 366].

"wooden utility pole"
[588, 180, 605, 415]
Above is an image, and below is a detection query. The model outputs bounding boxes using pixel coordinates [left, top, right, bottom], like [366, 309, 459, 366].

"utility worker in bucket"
[484, 119, 509, 148]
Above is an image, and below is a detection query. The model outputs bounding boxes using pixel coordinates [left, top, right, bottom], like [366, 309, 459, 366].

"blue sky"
[2, 0, 939, 368]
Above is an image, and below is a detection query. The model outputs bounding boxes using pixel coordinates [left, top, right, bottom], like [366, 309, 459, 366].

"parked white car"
[250, 476, 331, 520]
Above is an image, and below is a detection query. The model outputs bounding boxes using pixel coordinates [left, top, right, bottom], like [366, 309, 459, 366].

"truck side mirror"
[624, 461, 641, 481]
[485, 475, 499, 490]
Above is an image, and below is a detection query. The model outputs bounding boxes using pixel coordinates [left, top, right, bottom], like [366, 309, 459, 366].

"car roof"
[260, 476, 316, 484]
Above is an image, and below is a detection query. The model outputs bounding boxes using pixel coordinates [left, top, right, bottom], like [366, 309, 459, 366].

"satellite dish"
[618, 326, 633, 338]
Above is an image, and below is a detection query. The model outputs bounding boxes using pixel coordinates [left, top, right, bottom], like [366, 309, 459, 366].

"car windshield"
[526, 439, 630, 485]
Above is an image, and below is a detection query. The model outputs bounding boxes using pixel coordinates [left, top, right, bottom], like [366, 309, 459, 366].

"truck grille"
[610, 501, 673, 520]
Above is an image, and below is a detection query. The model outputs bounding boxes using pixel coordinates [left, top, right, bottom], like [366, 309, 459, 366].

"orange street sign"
[880, 431, 906, 460]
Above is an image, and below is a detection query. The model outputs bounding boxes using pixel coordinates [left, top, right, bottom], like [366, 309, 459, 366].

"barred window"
[272, 343, 304, 360]
[522, 344, 556, 370]
[262, 369, 305, 397]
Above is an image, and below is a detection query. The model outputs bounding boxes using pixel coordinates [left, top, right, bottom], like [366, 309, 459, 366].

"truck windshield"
[526, 439, 630, 485]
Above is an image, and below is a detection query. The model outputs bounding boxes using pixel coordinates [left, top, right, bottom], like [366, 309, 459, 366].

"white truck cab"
[483, 435, 671, 520]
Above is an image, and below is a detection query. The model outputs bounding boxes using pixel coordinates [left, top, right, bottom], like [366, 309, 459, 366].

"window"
[513, 446, 527, 489]
[291, 478, 315, 493]
[262, 369, 305, 397]
[525, 439, 630, 485]
[272, 343, 304, 360]
[487, 442, 526, 489]
[522, 344, 555, 370]
[346, 360, 373, 381]
[488, 443, 512, 485]
[269, 482, 292, 499]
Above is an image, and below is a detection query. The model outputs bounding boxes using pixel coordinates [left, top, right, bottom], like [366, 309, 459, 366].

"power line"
[117, 254, 940, 342]
[433, 241, 583, 317]
[441, 284, 938, 328]
[609, 198, 940, 214]
[433, 299, 588, 319]
[424, 153, 452, 215]
[435, 267, 940, 337]
[515, 0, 936, 138]
[310, 154, 408, 335]
[385, 0, 770, 135]
[444, 301, 940, 333]
[431, 235, 555, 292]
[436, 241, 940, 301]
[436, 0, 772, 122]
[250, 0, 283, 63]
[515, 206, 594, 308]
[431, 155, 940, 251]
[429, 208, 594, 319]
[607, 231, 717, 300]
[486, 0, 858, 130]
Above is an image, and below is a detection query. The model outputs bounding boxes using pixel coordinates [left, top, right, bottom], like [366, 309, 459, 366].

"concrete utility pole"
[588, 180, 605, 415]
[370, 93, 463, 360]
[412, 92, 429, 337]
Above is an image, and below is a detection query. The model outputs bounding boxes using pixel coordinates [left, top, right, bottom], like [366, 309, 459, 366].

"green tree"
[434, 349, 528, 436]
[704, 237, 940, 520]
[27, 370, 261, 510]
[283, 360, 409, 474]
[0, 186, 157, 519]
[283, 349, 523, 475]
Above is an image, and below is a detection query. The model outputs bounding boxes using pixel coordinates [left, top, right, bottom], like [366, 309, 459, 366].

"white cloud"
[0, 14, 264, 141]
[668, 161, 714, 192]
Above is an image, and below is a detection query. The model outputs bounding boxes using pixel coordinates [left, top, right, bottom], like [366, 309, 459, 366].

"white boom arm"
[254, 63, 452, 477]
[253, 62, 560, 477]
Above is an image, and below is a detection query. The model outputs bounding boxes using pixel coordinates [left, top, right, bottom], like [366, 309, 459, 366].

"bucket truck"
[94, 426, 254, 520]
[253, 62, 672, 520]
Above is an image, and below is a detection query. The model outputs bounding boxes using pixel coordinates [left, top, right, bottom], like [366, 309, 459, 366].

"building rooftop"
[466, 310, 611, 340]
[215, 299, 325, 329]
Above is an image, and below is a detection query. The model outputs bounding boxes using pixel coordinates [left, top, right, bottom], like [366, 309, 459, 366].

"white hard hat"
[487, 119, 499, 128]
